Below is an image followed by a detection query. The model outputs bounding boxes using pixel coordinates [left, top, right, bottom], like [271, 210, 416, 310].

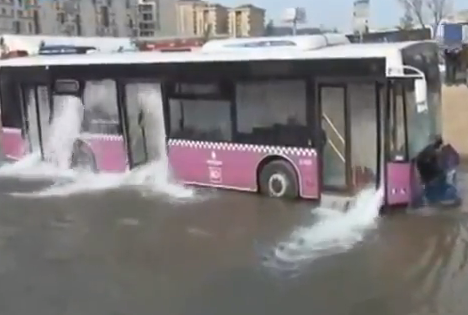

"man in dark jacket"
[416, 135, 444, 185]
[415, 135, 460, 205]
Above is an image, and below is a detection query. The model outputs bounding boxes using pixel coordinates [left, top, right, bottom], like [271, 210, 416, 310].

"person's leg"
[448, 63, 455, 83]
[445, 62, 452, 83]
[423, 181, 438, 204]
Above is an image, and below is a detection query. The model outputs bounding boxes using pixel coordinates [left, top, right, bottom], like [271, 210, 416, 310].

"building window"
[33, 9, 40, 33]
[76, 14, 81, 35]
[58, 12, 65, 24]
[140, 31, 153, 37]
[101, 6, 109, 27]
[142, 13, 152, 21]
[12, 20, 20, 33]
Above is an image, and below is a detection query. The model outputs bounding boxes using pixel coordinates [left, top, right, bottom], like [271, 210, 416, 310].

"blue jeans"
[424, 174, 460, 205]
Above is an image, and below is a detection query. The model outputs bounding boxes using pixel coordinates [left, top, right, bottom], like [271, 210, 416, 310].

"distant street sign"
[281, 8, 306, 24]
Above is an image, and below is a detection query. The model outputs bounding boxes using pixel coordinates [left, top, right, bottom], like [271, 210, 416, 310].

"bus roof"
[200, 33, 351, 51]
[0, 41, 424, 71]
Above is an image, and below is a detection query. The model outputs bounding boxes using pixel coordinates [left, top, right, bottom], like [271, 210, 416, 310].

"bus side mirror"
[414, 78, 428, 113]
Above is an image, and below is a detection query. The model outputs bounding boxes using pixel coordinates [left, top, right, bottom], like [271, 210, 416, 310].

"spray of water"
[0, 96, 83, 179]
[32, 160, 193, 199]
[0, 152, 77, 179]
[266, 187, 384, 267]
[6, 84, 193, 200]
[43, 96, 84, 170]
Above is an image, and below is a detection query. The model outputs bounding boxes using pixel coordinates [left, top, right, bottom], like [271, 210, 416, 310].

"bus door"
[384, 80, 412, 205]
[21, 84, 51, 155]
[348, 82, 380, 191]
[317, 83, 352, 191]
[122, 81, 165, 168]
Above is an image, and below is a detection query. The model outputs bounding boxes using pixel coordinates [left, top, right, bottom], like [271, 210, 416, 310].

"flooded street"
[0, 178, 467, 315]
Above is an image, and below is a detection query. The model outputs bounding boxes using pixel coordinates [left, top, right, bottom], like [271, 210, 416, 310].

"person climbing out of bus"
[415, 135, 460, 206]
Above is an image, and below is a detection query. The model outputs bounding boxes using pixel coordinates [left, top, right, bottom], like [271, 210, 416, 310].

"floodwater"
[0, 177, 467, 315]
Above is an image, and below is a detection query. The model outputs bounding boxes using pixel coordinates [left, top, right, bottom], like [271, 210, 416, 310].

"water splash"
[29, 160, 193, 199]
[7, 83, 193, 200]
[266, 187, 384, 268]
[0, 96, 83, 179]
[0, 153, 77, 180]
[43, 96, 84, 170]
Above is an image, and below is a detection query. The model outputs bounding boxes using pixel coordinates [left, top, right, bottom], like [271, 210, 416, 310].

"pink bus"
[0, 34, 455, 207]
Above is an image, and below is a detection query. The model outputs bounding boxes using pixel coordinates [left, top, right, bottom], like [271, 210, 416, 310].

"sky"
[219, 0, 466, 31]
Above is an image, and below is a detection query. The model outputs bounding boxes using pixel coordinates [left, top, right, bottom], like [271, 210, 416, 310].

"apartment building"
[176, 0, 203, 36]
[196, 2, 228, 36]
[454, 9, 468, 23]
[137, 0, 177, 37]
[228, 4, 265, 37]
[176, 0, 228, 37]
[0, 0, 41, 35]
[39, 0, 138, 37]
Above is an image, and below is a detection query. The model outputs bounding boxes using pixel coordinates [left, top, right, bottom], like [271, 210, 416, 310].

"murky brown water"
[0, 177, 467, 315]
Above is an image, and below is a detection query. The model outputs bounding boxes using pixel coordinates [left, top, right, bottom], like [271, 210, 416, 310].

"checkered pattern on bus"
[81, 133, 123, 141]
[168, 139, 316, 157]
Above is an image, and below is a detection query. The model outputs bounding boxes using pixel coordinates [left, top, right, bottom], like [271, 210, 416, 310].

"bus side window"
[389, 82, 408, 161]
[235, 80, 307, 147]
[0, 79, 22, 129]
[81, 80, 120, 135]
[167, 82, 232, 142]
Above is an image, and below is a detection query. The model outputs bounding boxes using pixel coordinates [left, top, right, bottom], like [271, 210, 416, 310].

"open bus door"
[120, 81, 165, 168]
[317, 83, 351, 192]
[121, 82, 149, 168]
[20, 84, 51, 156]
[317, 81, 382, 201]
[383, 73, 429, 206]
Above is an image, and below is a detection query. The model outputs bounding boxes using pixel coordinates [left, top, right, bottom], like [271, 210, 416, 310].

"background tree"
[397, 0, 452, 37]
[399, 6, 415, 30]
[264, 19, 275, 36]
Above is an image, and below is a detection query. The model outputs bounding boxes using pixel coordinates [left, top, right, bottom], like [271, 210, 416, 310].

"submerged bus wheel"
[70, 141, 97, 173]
[259, 160, 299, 199]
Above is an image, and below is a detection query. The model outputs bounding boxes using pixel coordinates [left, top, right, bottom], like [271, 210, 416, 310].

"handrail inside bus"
[322, 113, 345, 144]
[327, 139, 346, 162]
[321, 113, 346, 163]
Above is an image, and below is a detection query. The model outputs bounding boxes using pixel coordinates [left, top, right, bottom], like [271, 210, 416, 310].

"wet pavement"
[0, 177, 468, 315]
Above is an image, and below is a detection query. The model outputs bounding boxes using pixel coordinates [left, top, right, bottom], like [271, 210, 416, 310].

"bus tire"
[259, 160, 299, 199]
[70, 141, 97, 173]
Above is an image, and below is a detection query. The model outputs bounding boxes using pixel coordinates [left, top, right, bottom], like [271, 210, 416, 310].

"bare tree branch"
[399, 0, 425, 29]
[399, 2, 415, 29]
[427, 0, 451, 33]
[397, 0, 452, 37]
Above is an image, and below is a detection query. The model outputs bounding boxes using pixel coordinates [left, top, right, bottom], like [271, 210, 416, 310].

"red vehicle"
[137, 37, 203, 52]
[1, 50, 29, 59]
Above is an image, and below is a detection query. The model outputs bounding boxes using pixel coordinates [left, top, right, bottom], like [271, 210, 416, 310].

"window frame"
[233, 77, 310, 148]
[388, 79, 409, 162]
[165, 80, 235, 142]
[80, 79, 121, 135]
